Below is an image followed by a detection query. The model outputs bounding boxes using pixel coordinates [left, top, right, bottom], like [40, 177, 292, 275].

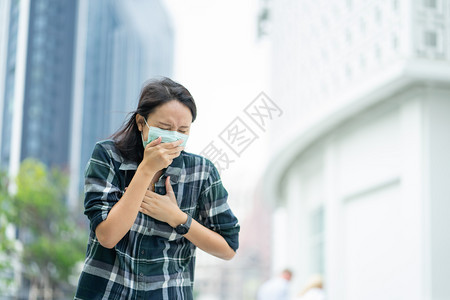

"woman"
[74, 78, 240, 299]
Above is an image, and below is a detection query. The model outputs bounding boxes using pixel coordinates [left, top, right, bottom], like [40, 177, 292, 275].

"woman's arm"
[95, 165, 154, 248]
[140, 176, 236, 260]
[182, 217, 236, 260]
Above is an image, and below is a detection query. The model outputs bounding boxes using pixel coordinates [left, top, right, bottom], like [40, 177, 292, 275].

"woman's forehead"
[148, 101, 192, 125]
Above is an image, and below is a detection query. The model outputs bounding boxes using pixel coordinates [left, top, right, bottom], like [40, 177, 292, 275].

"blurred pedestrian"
[257, 269, 293, 300]
[74, 78, 240, 300]
[295, 274, 325, 300]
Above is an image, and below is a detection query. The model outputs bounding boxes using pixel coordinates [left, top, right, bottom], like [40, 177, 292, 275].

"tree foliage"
[1, 159, 87, 297]
[0, 169, 16, 285]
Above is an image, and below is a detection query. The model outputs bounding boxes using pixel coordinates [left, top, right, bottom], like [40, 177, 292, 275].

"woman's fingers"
[140, 200, 150, 212]
[167, 151, 182, 159]
[140, 193, 162, 218]
[168, 146, 184, 154]
[157, 139, 183, 149]
[145, 189, 158, 198]
[140, 194, 155, 214]
[146, 136, 162, 149]
[154, 142, 183, 158]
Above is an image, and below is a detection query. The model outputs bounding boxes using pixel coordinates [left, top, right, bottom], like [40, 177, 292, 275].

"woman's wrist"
[169, 211, 188, 228]
[136, 163, 157, 179]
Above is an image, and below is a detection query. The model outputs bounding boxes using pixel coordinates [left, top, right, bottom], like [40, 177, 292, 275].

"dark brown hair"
[111, 77, 197, 163]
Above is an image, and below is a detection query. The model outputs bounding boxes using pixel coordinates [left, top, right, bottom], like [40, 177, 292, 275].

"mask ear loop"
[141, 117, 151, 148]
[141, 131, 147, 148]
[143, 118, 151, 129]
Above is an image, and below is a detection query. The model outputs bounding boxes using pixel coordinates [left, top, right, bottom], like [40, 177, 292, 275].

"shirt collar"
[164, 152, 184, 184]
[118, 160, 138, 171]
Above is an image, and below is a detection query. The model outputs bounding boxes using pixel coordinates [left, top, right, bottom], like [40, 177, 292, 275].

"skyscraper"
[68, 0, 174, 207]
[0, 0, 174, 205]
[0, 0, 77, 179]
[0, 0, 174, 296]
[0, 0, 78, 296]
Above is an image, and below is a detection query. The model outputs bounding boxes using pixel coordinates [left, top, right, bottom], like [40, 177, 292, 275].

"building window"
[346, 0, 352, 10]
[309, 206, 325, 274]
[424, 31, 437, 47]
[392, 34, 399, 50]
[345, 64, 352, 79]
[424, 0, 437, 9]
[392, 0, 399, 11]
[359, 55, 366, 69]
[359, 18, 366, 34]
[321, 16, 329, 28]
[374, 6, 382, 24]
[321, 49, 329, 62]
[375, 44, 382, 60]
[345, 29, 352, 44]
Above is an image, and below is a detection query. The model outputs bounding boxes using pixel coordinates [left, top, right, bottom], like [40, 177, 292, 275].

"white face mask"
[141, 119, 189, 148]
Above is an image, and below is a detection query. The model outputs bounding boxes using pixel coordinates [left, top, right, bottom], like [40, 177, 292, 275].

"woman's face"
[137, 100, 192, 141]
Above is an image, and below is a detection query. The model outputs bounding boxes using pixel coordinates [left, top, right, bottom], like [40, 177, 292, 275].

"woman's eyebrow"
[158, 122, 190, 129]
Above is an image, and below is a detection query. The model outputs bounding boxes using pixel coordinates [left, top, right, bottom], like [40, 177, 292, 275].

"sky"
[163, 0, 272, 216]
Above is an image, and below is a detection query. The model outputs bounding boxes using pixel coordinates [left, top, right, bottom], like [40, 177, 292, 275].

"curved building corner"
[264, 1, 450, 299]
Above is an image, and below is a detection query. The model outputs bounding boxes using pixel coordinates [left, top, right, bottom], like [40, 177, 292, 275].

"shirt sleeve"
[198, 161, 240, 252]
[83, 142, 122, 232]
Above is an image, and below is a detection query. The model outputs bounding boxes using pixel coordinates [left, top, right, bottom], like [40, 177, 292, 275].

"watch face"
[175, 224, 189, 235]
[175, 215, 192, 235]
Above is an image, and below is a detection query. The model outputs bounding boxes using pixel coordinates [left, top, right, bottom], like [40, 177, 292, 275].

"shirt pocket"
[177, 183, 200, 219]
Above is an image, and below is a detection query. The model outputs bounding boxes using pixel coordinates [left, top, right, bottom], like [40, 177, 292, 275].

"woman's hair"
[297, 274, 323, 296]
[111, 77, 197, 163]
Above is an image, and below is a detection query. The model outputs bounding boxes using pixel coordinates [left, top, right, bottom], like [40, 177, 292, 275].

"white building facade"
[265, 1, 450, 299]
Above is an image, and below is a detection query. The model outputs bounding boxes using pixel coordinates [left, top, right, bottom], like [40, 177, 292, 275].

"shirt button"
[141, 250, 145, 255]
[140, 272, 144, 277]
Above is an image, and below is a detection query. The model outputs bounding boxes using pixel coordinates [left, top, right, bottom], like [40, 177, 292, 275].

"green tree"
[5, 158, 87, 299]
[0, 170, 17, 293]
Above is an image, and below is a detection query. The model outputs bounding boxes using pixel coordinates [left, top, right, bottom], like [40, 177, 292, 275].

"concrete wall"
[274, 85, 450, 299]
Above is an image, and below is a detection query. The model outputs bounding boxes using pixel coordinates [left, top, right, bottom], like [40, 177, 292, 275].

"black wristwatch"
[175, 214, 192, 235]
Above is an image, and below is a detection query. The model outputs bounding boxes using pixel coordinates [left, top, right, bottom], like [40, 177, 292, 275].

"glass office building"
[0, 0, 174, 206]
[68, 0, 174, 207]
[0, 0, 78, 296]
[1, 0, 173, 296]
[0, 0, 77, 173]
[0, 0, 20, 171]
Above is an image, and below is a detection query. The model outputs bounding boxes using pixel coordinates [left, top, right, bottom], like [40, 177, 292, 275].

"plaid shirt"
[75, 140, 240, 300]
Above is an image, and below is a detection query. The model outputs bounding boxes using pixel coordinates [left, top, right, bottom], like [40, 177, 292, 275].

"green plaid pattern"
[75, 140, 240, 299]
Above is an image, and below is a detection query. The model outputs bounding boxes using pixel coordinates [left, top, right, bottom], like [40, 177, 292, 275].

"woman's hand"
[140, 176, 187, 227]
[140, 177, 236, 260]
[141, 138, 184, 174]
